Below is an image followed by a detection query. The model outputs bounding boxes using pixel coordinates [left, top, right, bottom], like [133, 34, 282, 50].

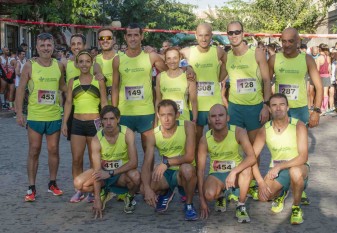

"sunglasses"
[37, 33, 53, 40]
[98, 36, 113, 41]
[227, 30, 242, 36]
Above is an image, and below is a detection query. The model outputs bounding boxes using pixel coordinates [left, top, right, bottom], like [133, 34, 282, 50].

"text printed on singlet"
[236, 78, 257, 94]
[125, 86, 144, 100]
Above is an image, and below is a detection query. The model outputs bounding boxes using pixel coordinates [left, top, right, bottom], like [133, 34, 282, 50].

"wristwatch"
[109, 170, 114, 177]
[313, 107, 322, 114]
[263, 101, 269, 105]
[162, 157, 170, 168]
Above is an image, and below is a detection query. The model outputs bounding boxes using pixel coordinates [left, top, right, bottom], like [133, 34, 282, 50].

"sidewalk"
[0, 115, 336, 233]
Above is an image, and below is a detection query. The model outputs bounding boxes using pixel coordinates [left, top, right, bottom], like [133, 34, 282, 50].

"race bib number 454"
[38, 90, 56, 105]
[213, 160, 235, 172]
[125, 86, 144, 100]
[101, 159, 123, 171]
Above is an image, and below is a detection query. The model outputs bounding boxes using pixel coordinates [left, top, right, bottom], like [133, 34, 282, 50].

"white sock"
[0, 94, 4, 103]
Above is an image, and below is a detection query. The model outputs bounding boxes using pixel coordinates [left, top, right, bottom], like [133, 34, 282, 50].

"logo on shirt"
[39, 76, 58, 82]
[124, 67, 145, 73]
[230, 64, 249, 70]
[195, 63, 213, 69]
[279, 68, 299, 74]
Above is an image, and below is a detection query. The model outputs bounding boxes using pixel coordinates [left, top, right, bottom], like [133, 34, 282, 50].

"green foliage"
[207, 0, 336, 33]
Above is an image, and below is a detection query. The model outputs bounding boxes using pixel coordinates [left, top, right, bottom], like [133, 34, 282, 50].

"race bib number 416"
[125, 86, 144, 100]
[101, 159, 123, 171]
[38, 90, 56, 105]
[213, 160, 235, 172]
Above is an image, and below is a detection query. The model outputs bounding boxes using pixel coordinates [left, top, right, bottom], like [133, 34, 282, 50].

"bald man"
[268, 27, 323, 205]
[269, 28, 323, 128]
[180, 23, 227, 159]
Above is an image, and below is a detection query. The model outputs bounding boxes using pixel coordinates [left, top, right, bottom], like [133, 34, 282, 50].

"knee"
[127, 170, 141, 185]
[28, 144, 41, 159]
[73, 176, 84, 190]
[180, 164, 196, 181]
[47, 144, 59, 155]
[72, 155, 83, 166]
[289, 167, 305, 184]
[204, 188, 216, 202]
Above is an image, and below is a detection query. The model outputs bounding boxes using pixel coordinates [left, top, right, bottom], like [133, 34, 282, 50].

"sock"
[48, 180, 56, 188]
[9, 101, 14, 108]
[29, 185, 36, 192]
[237, 201, 245, 207]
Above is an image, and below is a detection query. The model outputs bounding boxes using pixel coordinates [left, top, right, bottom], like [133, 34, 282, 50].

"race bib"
[197, 82, 214, 96]
[94, 118, 102, 131]
[175, 100, 184, 114]
[213, 160, 235, 172]
[279, 84, 299, 100]
[236, 78, 257, 94]
[101, 159, 123, 171]
[107, 86, 112, 101]
[125, 86, 144, 100]
[38, 90, 56, 105]
[272, 159, 289, 167]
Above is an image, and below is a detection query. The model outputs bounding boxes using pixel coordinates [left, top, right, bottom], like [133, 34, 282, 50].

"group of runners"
[14, 21, 323, 225]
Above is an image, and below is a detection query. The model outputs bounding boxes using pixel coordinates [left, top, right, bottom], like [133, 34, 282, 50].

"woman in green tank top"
[155, 47, 197, 126]
[61, 50, 108, 203]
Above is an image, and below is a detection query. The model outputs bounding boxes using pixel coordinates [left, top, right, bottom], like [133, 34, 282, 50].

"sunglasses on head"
[37, 33, 53, 40]
[98, 36, 113, 41]
[227, 30, 242, 36]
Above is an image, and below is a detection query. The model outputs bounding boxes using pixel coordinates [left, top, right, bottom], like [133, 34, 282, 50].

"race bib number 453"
[38, 90, 56, 105]
[101, 159, 123, 171]
[213, 160, 235, 172]
[125, 86, 144, 100]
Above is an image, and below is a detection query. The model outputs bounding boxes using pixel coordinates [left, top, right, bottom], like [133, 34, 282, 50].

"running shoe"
[85, 193, 95, 203]
[155, 189, 175, 212]
[124, 193, 136, 214]
[48, 184, 63, 196]
[271, 190, 289, 213]
[247, 186, 259, 200]
[184, 204, 198, 221]
[100, 189, 116, 210]
[236, 205, 251, 223]
[25, 189, 36, 202]
[70, 191, 85, 203]
[117, 193, 126, 201]
[301, 191, 310, 205]
[215, 196, 226, 212]
[290, 205, 304, 225]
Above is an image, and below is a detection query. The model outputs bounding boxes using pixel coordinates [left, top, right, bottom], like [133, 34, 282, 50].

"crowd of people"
[1, 20, 331, 225]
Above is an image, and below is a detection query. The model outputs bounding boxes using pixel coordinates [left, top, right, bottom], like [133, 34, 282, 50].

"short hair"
[125, 23, 143, 35]
[100, 105, 121, 119]
[164, 47, 181, 60]
[227, 21, 244, 32]
[37, 32, 54, 42]
[17, 49, 25, 55]
[300, 44, 307, 50]
[97, 27, 114, 36]
[157, 99, 178, 115]
[70, 33, 86, 45]
[20, 42, 28, 47]
[269, 93, 288, 106]
[91, 46, 98, 52]
[75, 50, 93, 63]
[209, 104, 228, 117]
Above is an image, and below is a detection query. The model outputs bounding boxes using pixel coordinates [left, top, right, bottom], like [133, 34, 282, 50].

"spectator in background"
[90, 47, 99, 59]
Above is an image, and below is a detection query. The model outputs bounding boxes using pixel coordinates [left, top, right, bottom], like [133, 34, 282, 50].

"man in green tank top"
[180, 23, 227, 161]
[197, 104, 257, 223]
[112, 23, 167, 154]
[252, 93, 309, 225]
[268, 28, 323, 127]
[94, 27, 118, 104]
[141, 100, 198, 221]
[15, 33, 67, 202]
[76, 106, 140, 219]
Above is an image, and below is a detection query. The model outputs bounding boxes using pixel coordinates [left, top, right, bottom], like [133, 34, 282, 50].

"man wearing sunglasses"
[180, 23, 227, 161]
[112, 23, 167, 154]
[95, 27, 118, 105]
[223, 21, 271, 200]
[15, 33, 67, 202]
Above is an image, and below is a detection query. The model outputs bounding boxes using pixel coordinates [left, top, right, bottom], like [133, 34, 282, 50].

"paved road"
[0, 113, 336, 233]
